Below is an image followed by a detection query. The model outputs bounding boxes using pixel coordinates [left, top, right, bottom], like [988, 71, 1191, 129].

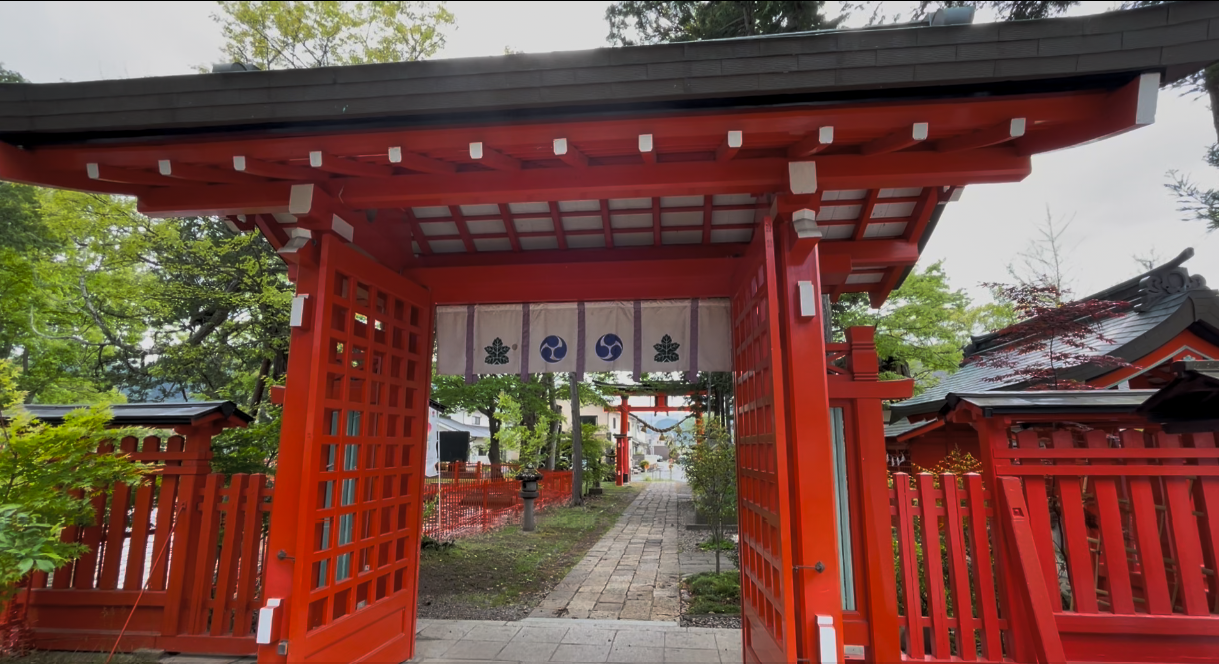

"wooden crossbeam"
[86, 163, 173, 187]
[309, 151, 395, 178]
[233, 156, 315, 180]
[901, 187, 943, 242]
[388, 147, 456, 174]
[158, 160, 254, 185]
[716, 131, 743, 161]
[652, 197, 661, 246]
[554, 138, 588, 168]
[496, 203, 524, 252]
[861, 123, 928, 156]
[701, 197, 713, 244]
[787, 126, 834, 158]
[936, 118, 1026, 152]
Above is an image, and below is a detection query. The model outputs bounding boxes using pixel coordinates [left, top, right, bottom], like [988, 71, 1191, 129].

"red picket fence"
[422, 470, 573, 541]
[11, 434, 274, 656]
[890, 472, 1012, 662]
[890, 428, 1219, 663]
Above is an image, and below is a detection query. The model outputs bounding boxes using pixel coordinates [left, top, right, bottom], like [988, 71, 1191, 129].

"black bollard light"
[517, 469, 543, 532]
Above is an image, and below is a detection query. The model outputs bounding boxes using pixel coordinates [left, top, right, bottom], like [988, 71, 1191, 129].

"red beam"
[936, 118, 1025, 152]
[389, 147, 456, 175]
[701, 197, 713, 245]
[652, 197, 661, 247]
[135, 150, 1030, 216]
[473, 145, 521, 171]
[411, 256, 739, 305]
[234, 156, 315, 180]
[861, 123, 928, 156]
[448, 205, 477, 253]
[787, 127, 833, 158]
[87, 163, 173, 187]
[901, 187, 942, 242]
[403, 207, 432, 255]
[1016, 73, 1157, 156]
[158, 160, 257, 185]
[556, 139, 589, 168]
[310, 151, 395, 178]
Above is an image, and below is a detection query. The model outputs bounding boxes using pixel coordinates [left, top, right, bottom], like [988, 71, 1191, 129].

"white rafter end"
[727, 131, 742, 149]
[819, 126, 834, 144]
[309, 151, 323, 168]
[638, 134, 653, 153]
[469, 142, 484, 160]
[553, 138, 568, 156]
[388, 147, 402, 164]
[86, 163, 100, 179]
[1010, 118, 1027, 138]
[233, 155, 247, 171]
[331, 214, 354, 242]
[912, 122, 929, 141]
[158, 160, 172, 176]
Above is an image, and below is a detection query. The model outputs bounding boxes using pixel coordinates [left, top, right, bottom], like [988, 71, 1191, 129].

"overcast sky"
[1, 1, 1215, 303]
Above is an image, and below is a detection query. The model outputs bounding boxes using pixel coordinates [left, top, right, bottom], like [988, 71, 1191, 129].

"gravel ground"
[677, 504, 743, 630]
[417, 589, 547, 621]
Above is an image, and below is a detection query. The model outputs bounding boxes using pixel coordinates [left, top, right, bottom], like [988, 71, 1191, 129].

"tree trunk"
[250, 357, 272, 412]
[569, 373, 583, 505]
[485, 407, 502, 477]
[546, 376, 559, 470]
[1206, 64, 1219, 141]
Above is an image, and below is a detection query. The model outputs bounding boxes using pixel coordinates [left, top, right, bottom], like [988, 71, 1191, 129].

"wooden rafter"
[599, 199, 614, 249]
[852, 189, 881, 241]
[652, 197, 661, 247]
[403, 207, 432, 255]
[473, 145, 521, 171]
[547, 201, 568, 250]
[787, 126, 834, 159]
[496, 203, 523, 252]
[159, 160, 256, 185]
[702, 197, 713, 245]
[936, 118, 1025, 153]
[86, 163, 173, 187]
[555, 139, 589, 168]
[388, 147, 457, 175]
[310, 151, 396, 178]
[901, 187, 942, 242]
[233, 156, 316, 181]
[861, 123, 928, 156]
[447, 205, 477, 253]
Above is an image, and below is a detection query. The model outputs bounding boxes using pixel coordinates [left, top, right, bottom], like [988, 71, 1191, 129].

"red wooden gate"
[732, 217, 799, 664]
[263, 235, 433, 663]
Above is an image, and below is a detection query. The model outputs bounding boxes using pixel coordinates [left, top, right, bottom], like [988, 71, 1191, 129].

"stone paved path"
[410, 617, 742, 663]
[530, 482, 683, 621]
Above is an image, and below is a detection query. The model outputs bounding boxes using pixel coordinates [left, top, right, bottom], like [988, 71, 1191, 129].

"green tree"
[495, 390, 559, 469]
[0, 361, 149, 603]
[606, 1, 841, 46]
[832, 261, 1012, 390]
[0, 64, 26, 84]
[213, 0, 455, 69]
[679, 419, 737, 573]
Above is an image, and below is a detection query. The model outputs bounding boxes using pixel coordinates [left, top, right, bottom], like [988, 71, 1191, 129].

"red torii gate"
[1, 5, 1217, 663]
[597, 382, 706, 485]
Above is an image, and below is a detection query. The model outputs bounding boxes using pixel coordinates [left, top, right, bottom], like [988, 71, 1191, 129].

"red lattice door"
[732, 217, 799, 664]
[270, 235, 433, 663]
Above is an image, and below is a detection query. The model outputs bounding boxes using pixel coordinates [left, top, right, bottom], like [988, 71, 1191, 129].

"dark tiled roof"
[1136, 360, 1219, 432]
[1, 400, 252, 426]
[890, 253, 1219, 422]
[1, 3, 1218, 140]
[943, 389, 1157, 415]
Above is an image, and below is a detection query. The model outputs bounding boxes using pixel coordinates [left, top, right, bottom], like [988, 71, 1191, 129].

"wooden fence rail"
[422, 471, 573, 541]
[13, 435, 273, 656]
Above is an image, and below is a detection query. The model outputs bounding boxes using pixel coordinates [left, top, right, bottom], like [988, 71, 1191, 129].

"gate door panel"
[282, 235, 433, 663]
[731, 217, 799, 664]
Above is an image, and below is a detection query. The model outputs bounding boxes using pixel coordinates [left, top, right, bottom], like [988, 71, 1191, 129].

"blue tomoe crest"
[595, 333, 624, 361]
[539, 335, 568, 363]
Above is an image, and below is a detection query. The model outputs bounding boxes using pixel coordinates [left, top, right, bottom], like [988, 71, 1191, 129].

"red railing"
[11, 434, 273, 656]
[421, 470, 573, 541]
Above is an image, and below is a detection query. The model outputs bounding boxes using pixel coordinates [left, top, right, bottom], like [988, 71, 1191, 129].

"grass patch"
[697, 537, 736, 552]
[418, 484, 640, 612]
[684, 571, 741, 615]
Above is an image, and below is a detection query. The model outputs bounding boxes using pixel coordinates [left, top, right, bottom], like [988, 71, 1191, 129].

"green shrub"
[685, 571, 741, 615]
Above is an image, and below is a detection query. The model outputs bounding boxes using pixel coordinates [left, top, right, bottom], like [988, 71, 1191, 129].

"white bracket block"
[86, 163, 100, 179]
[912, 122, 929, 141]
[798, 281, 818, 318]
[819, 125, 834, 144]
[157, 160, 172, 176]
[553, 138, 568, 156]
[1009, 117, 1027, 138]
[256, 598, 282, 644]
[817, 615, 839, 664]
[469, 142, 484, 160]
[638, 134, 653, 153]
[309, 151, 323, 168]
[726, 130, 742, 148]
[288, 184, 315, 215]
[233, 155, 247, 171]
[331, 214, 354, 242]
[388, 146, 402, 163]
[1135, 71, 1160, 126]
[789, 161, 818, 195]
[792, 208, 821, 240]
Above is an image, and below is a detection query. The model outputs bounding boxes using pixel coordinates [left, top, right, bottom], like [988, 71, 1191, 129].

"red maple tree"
[968, 283, 1132, 390]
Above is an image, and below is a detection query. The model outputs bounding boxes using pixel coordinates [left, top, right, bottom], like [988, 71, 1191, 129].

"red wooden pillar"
[617, 399, 629, 486]
[774, 216, 844, 662]
[843, 327, 903, 663]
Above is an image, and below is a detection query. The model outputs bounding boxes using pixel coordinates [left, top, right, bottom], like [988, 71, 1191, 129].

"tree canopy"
[212, 0, 455, 69]
[606, 1, 841, 46]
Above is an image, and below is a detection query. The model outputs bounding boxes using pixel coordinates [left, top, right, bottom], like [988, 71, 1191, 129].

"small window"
[472, 416, 481, 425]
